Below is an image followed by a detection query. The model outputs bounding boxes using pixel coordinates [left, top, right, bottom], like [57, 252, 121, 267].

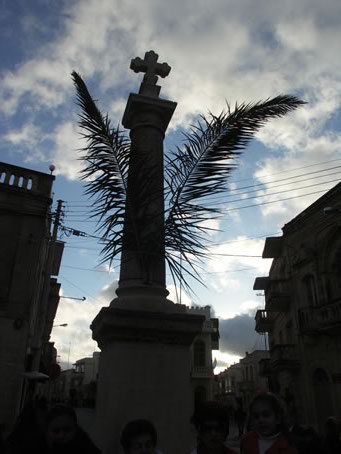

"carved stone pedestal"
[91, 302, 204, 454]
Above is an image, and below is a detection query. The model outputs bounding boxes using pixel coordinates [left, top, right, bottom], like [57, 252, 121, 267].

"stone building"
[254, 182, 341, 430]
[187, 305, 219, 405]
[215, 362, 242, 408]
[214, 351, 269, 411]
[0, 161, 63, 433]
[238, 350, 269, 409]
[50, 352, 100, 407]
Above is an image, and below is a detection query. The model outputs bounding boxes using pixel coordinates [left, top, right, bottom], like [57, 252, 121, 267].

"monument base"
[91, 303, 204, 454]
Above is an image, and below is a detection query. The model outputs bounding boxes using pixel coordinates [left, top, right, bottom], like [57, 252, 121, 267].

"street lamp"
[53, 323, 68, 327]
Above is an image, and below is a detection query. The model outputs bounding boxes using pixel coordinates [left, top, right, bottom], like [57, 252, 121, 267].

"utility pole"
[31, 200, 64, 370]
[52, 199, 64, 243]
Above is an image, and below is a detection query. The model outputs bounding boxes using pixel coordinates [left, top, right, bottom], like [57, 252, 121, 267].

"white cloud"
[50, 121, 83, 180]
[205, 236, 272, 291]
[51, 295, 102, 365]
[1, 0, 341, 183]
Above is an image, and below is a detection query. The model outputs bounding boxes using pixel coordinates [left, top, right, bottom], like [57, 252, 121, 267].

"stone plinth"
[91, 304, 204, 454]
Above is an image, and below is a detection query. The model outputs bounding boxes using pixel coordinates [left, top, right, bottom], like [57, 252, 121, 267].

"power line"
[229, 157, 341, 184]
[209, 170, 341, 202]
[63, 160, 341, 207]
[222, 187, 330, 213]
[60, 263, 259, 275]
[62, 171, 340, 216]
[61, 185, 333, 222]
[59, 274, 103, 305]
[213, 179, 338, 206]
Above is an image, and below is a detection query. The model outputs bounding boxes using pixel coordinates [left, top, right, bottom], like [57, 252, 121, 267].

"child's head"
[249, 392, 286, 437]
[45, 405, 78, 448]
[191, 401, 229, 451]
[120, 419, 157, 454]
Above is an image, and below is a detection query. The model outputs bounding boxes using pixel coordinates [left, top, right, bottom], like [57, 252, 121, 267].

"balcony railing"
[269, 344, 300, 371]
[299, 300, 341, 335]
[191, 365, 214, 378]
[0, 162, 54, 197]
[266, 293, 291, 312]
[265, 279, 291, 312]
[255, 310, 274, 333]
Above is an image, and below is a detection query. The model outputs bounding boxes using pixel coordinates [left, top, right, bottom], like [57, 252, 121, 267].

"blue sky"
[1, 0, 341, 371]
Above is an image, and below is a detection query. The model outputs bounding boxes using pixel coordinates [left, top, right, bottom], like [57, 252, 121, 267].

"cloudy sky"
[1, 0, 341, 372]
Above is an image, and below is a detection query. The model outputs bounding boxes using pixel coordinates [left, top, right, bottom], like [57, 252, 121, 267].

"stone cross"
[130, 50, 171, 97]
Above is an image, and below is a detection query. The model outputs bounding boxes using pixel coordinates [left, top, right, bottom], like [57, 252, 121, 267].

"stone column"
[116, 93, 177, 310]
[91, 52, 204, 454]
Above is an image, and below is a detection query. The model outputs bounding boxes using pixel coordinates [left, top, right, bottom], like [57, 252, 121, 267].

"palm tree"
[72, 71, 304, 294]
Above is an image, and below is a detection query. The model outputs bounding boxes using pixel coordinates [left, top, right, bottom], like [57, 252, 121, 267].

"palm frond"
[164, 95, 305, 288]
[72, 71, 131, 265]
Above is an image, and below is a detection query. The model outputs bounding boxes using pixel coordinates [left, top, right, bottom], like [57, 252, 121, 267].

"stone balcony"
[265, 279, 291, 312]
[0, 161, 54, 197]
[269, 344, 300, 372]
[299, 299, 341, 335]
[255, 310, 274, 333]
[266, 293, 291, 312]
[191, 365, 214, 379]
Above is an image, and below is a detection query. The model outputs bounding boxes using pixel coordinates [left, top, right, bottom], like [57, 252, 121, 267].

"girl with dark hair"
[44, 405, 101, 454]
[240, 393, 297, 454]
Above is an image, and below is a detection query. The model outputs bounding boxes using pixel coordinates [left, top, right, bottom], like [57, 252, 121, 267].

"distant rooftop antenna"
[49, 164, 56, 175]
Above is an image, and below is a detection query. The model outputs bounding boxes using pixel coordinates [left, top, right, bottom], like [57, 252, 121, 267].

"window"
[193, 340, 206, 367]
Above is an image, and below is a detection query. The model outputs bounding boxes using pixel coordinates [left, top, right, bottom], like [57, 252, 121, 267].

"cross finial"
[130, 50, 171, 97]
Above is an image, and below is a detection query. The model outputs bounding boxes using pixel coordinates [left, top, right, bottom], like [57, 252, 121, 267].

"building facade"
[254, 183, 341, 430]
[0, 162, 63, 433]
[215, 351, 269, 411]
[238, 350, 269, 409]
[187, 305, 219, 406]
[50, 352, 100, 407]
[215, 362, 242, 409]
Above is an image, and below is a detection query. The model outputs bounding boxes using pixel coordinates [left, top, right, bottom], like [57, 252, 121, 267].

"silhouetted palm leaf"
[164, 96, 305, 289]
[72, 71, 132, 265]
[73, 71, 304, 293]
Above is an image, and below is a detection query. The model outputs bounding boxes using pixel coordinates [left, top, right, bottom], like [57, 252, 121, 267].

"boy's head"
[191, 401, 229, 450]
[45, 405, 78, 448]
[120, 419, 157, 454]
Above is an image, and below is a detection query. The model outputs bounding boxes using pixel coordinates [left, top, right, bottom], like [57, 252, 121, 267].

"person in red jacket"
[240, 392, 297, 454]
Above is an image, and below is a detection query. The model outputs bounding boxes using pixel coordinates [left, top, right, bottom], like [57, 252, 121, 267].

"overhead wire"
[62, 169, 341, 218]
[63, 159, 341, 207]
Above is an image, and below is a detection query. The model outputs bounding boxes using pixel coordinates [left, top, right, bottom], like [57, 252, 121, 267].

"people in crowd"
[6, 404, 100, 454]
[234, 400, 247, 438]
[191, 400, 236, 453]
[4, 398, 48, 454]
[240, 392, 297, 454]
[290, 424, 321, 454]
[322, 416, 341, 454]
[43, 404, 101, 454]
[120, 419, 162, 454]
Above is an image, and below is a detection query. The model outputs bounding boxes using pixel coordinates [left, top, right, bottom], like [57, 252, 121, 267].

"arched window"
[193, 340, 206, 367]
